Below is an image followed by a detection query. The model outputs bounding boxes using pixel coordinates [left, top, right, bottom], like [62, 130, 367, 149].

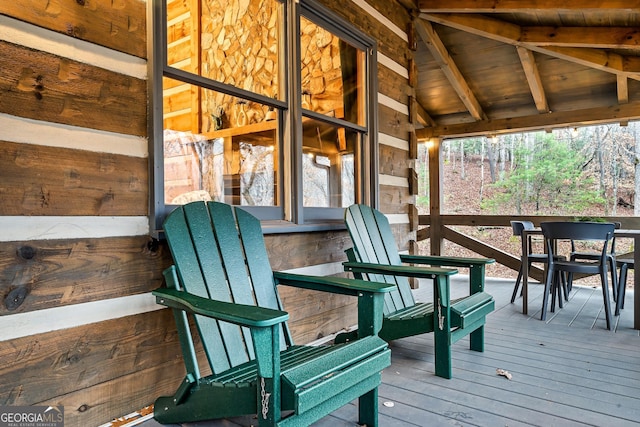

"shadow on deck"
[137, 277, 640, 427]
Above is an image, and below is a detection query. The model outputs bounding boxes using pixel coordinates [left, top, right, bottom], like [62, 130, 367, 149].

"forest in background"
[415, 122, 640, 283]
[417, 121, 640, 217]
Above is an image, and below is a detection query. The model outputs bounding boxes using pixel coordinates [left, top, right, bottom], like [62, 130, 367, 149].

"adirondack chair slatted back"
[163, 202, 289, 375]
[345, 205, 416, 314]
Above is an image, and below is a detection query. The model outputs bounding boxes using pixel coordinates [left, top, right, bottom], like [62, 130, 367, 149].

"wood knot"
[147, 238, 160, 253]
[18, 246, 36, 260]
[5, 287, 28, 311]
[77, 404, 89, 412]
[76, 0, 85, 5]
[17, 70, 44, 100]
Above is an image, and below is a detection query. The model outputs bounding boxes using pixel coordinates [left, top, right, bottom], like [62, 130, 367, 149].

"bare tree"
[459, 139, 465, 180]
[635, 122, 640, 216]
[486, 136, 497, 183]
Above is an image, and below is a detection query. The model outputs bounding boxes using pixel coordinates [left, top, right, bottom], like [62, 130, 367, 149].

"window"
[150, 0, 377, 233]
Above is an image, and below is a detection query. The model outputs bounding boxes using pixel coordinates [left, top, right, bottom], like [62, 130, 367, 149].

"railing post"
[428, 137, 443, 256]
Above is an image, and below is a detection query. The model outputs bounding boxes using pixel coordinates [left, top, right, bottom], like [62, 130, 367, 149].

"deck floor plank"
[136, 276, 640, 427]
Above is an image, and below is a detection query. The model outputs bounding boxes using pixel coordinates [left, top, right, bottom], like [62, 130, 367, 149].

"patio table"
[521, 227, 640, 329]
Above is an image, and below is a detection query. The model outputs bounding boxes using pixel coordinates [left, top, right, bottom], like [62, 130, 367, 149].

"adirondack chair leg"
[257, 377, 278, 427]
[358, 292, 386, 338]
[468, 264, 486, 352]
[433, 275, 452, 379]
[253, 326, 281, 427]
[469, 264, 486, 295]
[358, 388, 378, 427]
[469, 326, 484, 352]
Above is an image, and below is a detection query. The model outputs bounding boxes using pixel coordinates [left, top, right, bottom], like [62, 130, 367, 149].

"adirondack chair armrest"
[399, 254, 495, 268]
[343, 261, 458, 279]
[273, 271, 395, 296]
[152, 288, 289, 328]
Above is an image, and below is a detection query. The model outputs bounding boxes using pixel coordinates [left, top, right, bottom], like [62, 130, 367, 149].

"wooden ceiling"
[408, 1, 640, 139]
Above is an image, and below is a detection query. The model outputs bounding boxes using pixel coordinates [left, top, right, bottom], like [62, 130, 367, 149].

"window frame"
[148, 0, 378, 235]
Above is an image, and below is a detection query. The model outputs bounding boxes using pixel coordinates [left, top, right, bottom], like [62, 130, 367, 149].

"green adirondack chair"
[152, 201, 393, 426]
[339, 204, 495, 379]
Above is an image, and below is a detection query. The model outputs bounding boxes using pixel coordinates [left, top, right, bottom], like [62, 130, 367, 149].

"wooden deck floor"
[139, 277, 640, 427]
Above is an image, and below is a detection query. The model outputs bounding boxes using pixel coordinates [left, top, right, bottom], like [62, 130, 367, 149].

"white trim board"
[0, 216, 149, 241]
[386, 213, 410, 225]
[0, 113, 148, 158]
[351, 0, 408, 43]
[379, 174, 409, 188]
[379, 132, 409, 151]
[282, 262, 345, 277]
[378, 53, 409, 79]
[0, 15, 146, 79]
[378, 93, 409, 116]
[0, 293, 162, 342]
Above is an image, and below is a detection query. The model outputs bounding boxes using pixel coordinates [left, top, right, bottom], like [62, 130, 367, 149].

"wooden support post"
[408, 168, 419, 195]
[409, 204, 418, 231]
[428, 138, 443, 256]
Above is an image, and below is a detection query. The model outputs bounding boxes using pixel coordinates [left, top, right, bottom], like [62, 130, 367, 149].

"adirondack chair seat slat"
[153, 201, 391, 426]
[206, 346, 329, 385]
[342, 204, 495, 379]
[385, 301, 435, 320]
[213, 345, 325, 382]
[207, 337, 387, 388]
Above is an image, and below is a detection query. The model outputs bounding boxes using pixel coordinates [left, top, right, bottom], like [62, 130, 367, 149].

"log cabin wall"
[0, 0, 414, 425]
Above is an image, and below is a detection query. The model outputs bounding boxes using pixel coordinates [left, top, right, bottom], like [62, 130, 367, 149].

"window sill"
[261, 220, 346, 234]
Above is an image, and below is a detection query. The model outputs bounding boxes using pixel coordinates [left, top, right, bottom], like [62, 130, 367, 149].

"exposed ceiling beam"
[416, 101, 640, 139]
[617, 75, 629, 104]
[515, 46, 549, 113]
[414, 98, 436, 127]
[396, 0, 418, 13]
[414, 19, 487, 121]
[418, 0, 640, 13]
[542, 46, 640, 74]
[520, 26, 640, 49]
[420, 13, 640, 80]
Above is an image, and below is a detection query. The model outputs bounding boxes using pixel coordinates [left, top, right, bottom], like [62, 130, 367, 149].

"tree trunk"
[499, 140, 506, 180]
[480, 138, 485, 199]
[634, 122, 640, 216]
[459, 140, 465, 179]
[487, 137, 497, 183]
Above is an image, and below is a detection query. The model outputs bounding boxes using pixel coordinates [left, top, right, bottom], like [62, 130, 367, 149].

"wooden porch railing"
[417, 215, 640, 282]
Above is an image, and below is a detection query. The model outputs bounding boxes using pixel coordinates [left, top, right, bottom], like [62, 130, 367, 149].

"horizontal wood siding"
[0, 141, 148, 216]
[318, 0, 409, 67]
[0, 0, 147, 59]
[0, 2, 159, 426]
[379, 63, 411, 105]
[379, 144, 411, 177]
[378, 103, 411, 140]
[379, 184, 413, 214]
[0, 310, 182, 426]
[0, 0, 414, 425]
[0, 41, 147, 136]
[0, 237, 165, 315]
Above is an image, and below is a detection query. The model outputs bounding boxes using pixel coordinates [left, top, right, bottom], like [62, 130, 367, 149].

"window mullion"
[288, 0, 304, 224]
